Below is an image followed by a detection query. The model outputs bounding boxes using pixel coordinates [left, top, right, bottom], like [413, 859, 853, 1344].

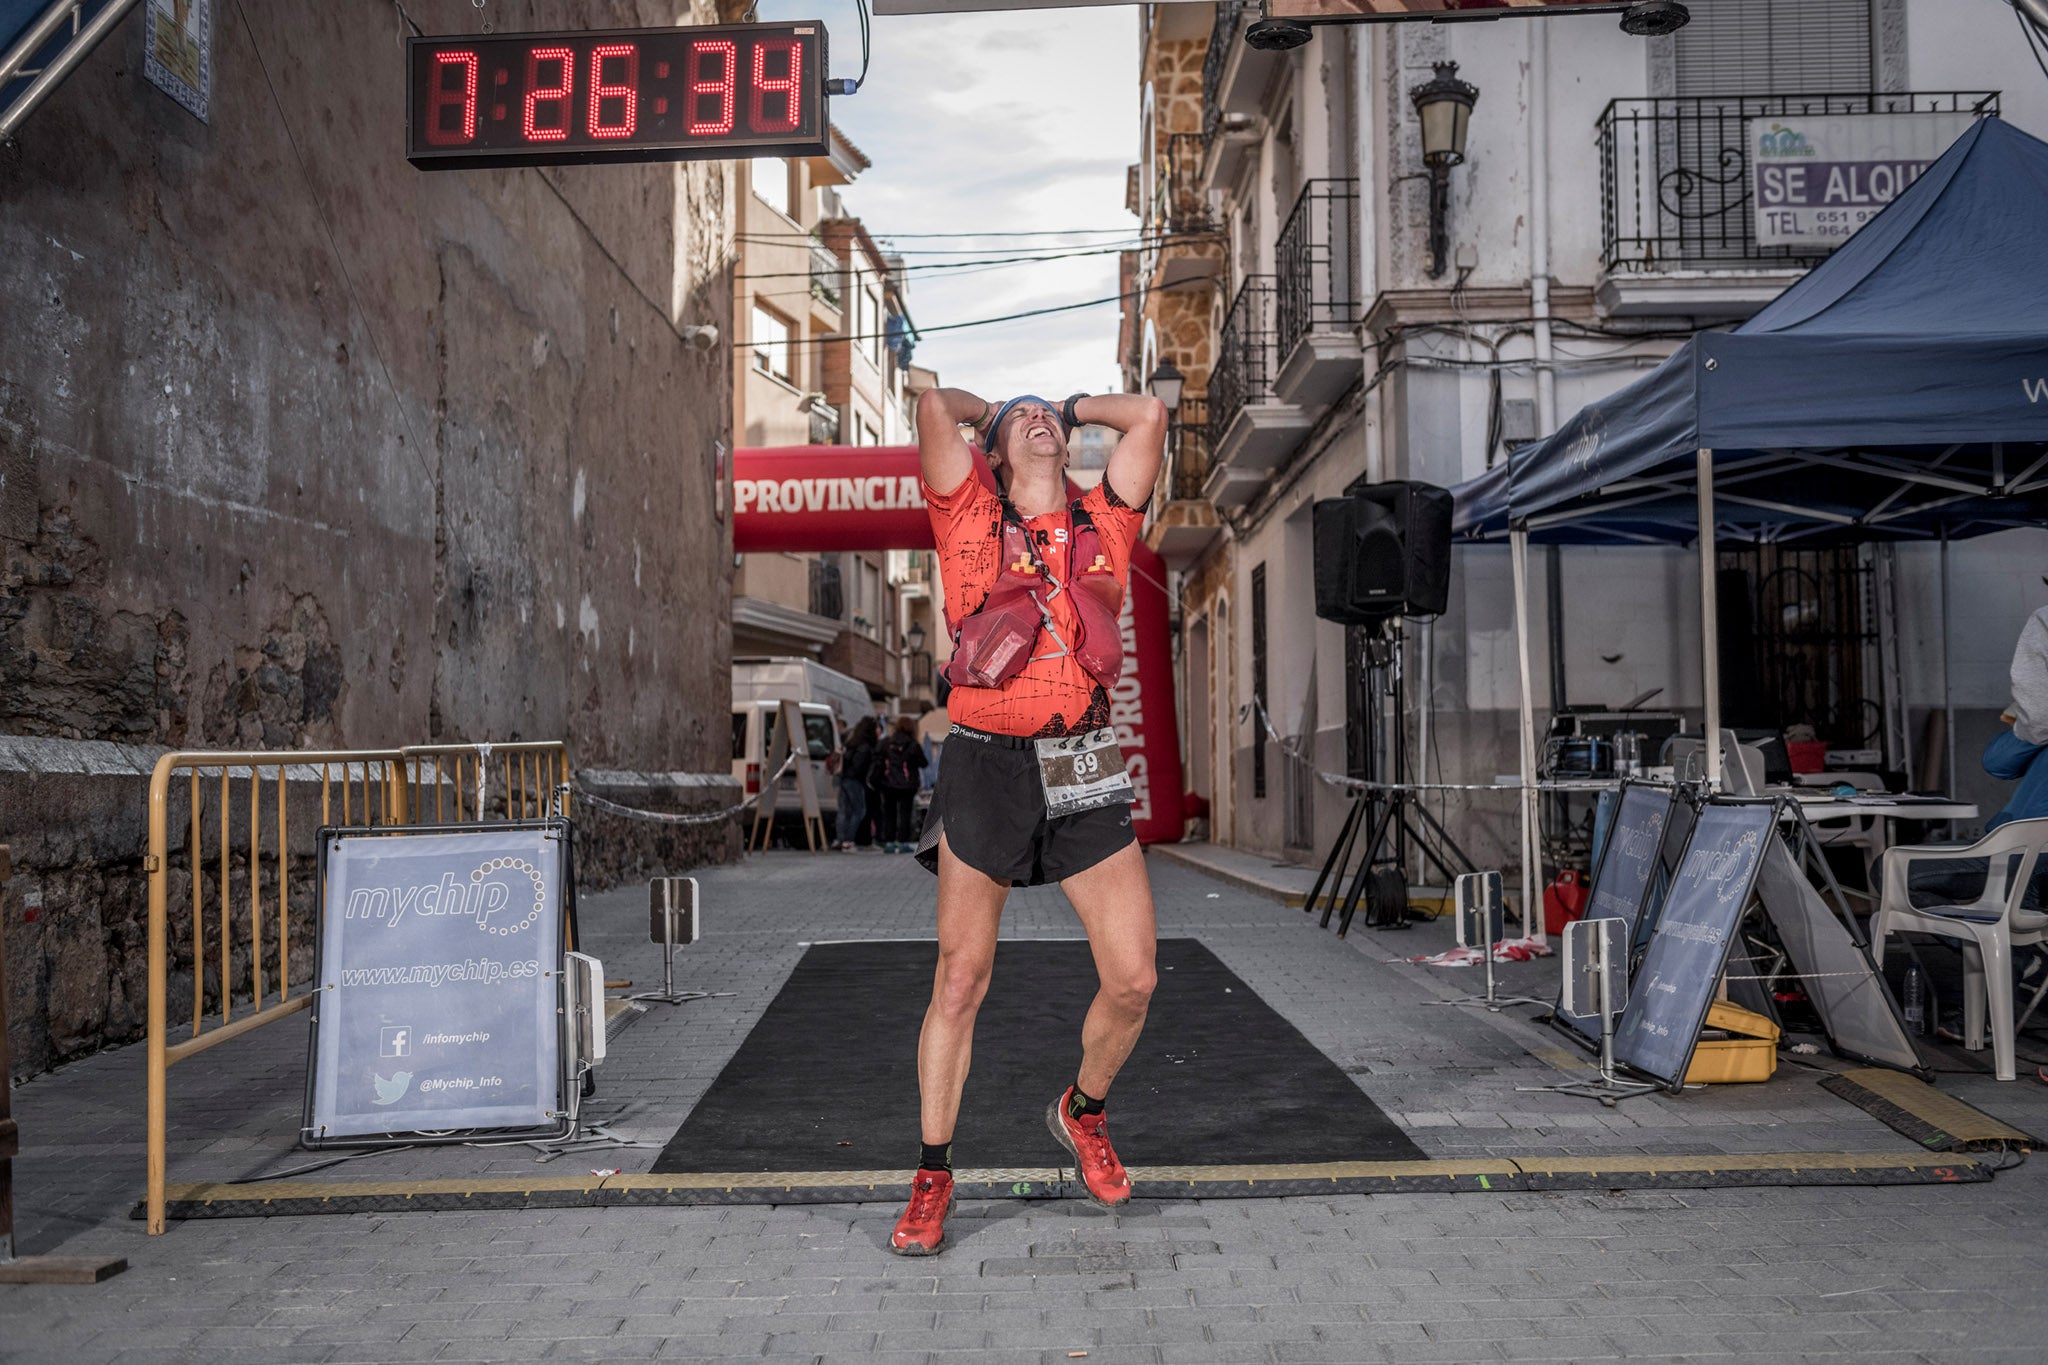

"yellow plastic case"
[1684, 1000, 1782, 1084]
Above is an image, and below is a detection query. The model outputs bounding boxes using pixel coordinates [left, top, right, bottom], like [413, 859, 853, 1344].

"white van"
[730, 699, 841, 822]
[732, 656, 873, 732]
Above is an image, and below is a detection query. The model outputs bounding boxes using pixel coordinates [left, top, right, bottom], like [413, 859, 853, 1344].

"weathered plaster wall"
[0, 1, 740, 1074]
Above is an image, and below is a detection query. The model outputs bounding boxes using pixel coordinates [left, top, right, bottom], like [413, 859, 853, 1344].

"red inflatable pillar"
[733, 445, 1185, 843]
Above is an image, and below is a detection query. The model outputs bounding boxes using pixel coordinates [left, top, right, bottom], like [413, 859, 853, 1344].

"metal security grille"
[1251, 562, 1268, 801]
[1674, 0, 1874, 95]
[1716, 546, 1884, 757]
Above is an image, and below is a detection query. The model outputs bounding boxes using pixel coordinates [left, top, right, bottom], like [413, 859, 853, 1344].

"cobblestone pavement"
[5, 849, 2046, 1363]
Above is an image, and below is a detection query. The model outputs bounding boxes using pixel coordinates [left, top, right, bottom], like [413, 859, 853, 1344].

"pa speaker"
[1312, 481, 1453, 624]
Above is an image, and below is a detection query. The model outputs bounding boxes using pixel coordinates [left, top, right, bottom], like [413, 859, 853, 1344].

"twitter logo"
[371, 1070, 414, 1106]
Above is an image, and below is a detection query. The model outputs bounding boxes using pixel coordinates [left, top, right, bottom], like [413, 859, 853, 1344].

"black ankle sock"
[1067, 1085, 1105, 1119]
[918, 1141, 952, 1173]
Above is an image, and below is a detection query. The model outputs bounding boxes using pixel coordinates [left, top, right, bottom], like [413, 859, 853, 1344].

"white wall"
[1907, 0, 2048, 139]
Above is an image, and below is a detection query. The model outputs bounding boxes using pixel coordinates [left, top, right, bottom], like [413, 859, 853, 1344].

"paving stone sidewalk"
[5, 848, 2046, 1363]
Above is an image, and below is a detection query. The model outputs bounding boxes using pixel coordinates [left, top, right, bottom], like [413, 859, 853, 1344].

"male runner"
[891, 387, 1166, 1256]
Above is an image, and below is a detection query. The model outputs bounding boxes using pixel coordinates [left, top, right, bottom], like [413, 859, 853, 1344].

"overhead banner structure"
[733, 445, 1185, 844]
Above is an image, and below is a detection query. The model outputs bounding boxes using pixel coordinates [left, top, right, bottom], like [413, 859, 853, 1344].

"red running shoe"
[890, 1169, 955, 1256]
[1047, 1086, 1132, 1208]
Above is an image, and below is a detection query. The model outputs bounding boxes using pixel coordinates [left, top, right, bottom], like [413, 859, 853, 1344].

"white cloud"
[755, 1, 1139, 399]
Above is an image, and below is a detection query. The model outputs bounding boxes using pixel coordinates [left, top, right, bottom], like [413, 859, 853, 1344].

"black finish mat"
[651, 937, 1426, 1173]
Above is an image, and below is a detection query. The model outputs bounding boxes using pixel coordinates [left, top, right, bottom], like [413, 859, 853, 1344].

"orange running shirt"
[922, 472, 1145, 739]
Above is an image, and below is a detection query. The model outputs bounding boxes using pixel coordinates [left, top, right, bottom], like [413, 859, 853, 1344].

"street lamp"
[906, 620, 926, 654]
[1409, 61, 1479, 280]
[1146, 359, 1185, 415]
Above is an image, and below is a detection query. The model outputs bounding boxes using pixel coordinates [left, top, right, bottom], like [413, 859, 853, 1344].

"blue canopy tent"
[1452, 115, 2048, 926]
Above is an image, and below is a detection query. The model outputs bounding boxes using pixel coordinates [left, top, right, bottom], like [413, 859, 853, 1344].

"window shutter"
[1675, 0, 1874, 96]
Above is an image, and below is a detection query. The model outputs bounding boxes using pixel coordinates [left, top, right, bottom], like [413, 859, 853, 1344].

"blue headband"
[984, 395, 1068, 449]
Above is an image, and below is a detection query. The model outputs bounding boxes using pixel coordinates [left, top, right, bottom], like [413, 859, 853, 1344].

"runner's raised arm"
[914, 386, 991, 497]
[1067, 393, 1167, 511]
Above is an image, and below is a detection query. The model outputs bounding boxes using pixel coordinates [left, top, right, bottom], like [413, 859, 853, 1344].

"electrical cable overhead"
[736, 240, 1176, 281]
[732, 285, 1141, 348]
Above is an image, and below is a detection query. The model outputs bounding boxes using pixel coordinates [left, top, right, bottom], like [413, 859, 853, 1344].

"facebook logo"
[380, 1026, 412, 1058]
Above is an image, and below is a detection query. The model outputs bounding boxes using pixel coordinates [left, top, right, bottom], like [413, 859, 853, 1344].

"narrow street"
[6, 850, 2044, 1364]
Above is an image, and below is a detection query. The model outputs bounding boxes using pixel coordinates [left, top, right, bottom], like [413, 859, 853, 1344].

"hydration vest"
[941, 498, 1124, 693]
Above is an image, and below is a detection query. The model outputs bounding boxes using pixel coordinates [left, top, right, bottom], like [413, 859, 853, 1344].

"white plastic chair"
[1871, 817, 2048, 1081]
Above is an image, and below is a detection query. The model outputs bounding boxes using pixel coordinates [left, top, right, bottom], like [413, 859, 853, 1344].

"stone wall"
[0, 1, 742, 1075]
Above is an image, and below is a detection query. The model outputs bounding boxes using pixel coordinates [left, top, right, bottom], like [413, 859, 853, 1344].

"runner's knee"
[1105, 963, 1156, 1015]
[932, 954, 993, 1020]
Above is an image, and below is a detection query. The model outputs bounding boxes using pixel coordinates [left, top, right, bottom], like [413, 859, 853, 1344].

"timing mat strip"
[1820, 1068, 2037, 1151]
[142, 1151, 1992, 1221]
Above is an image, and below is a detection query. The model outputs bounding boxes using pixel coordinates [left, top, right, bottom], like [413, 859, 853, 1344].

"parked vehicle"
[731, 699, 841, 823]
[732, 656, 872, 732]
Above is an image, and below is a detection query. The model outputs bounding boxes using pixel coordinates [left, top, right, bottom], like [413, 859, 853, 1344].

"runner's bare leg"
[1059, 841, 1159, 1098]
[919, 834, 1010, 1145]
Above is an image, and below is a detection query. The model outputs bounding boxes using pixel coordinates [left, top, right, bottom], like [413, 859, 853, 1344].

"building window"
[865, 287, 883, 365]
[1250, 561, 1267, 801]
[752, 156, 795, 217]
[1674, 0, 1872, 95]
[750, 304, 793, 381]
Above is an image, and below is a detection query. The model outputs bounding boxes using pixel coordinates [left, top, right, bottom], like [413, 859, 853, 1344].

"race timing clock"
[406, 23, 829, 169]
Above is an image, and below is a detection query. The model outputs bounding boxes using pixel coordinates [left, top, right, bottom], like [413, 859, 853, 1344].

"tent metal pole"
[1697, 448, 1722, 789]
[1511, 525, 1543, 943]
[1941, 529, 1957, 807]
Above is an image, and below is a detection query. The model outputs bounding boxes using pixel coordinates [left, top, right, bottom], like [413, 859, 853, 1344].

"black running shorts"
[915, 726, 1136, 887]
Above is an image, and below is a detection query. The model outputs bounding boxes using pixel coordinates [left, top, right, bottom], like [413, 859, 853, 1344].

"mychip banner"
[1751, 112, 1976, 249]
[306, 823, 569, 1144]
[1611, 802, 1774, 1086]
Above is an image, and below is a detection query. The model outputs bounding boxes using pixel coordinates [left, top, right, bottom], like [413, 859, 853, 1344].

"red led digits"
[522, 45, 573, 141]
[588, 43, 638, 139]
[750, 38, 803, 135]
[685, 39, 737, 136]
[424, 49, 479, 145]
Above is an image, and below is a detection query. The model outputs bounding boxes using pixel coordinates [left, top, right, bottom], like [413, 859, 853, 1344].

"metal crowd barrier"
[143, 741, 570, 1234]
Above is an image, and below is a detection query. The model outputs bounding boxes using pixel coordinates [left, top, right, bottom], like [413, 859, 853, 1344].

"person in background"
[837, 716, 879, 852]
[873, 715, 927, 853]
[1987, 604, 2048, 830]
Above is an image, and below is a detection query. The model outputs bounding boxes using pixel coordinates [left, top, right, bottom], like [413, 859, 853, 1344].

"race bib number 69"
[1035, 727, 1133, 819]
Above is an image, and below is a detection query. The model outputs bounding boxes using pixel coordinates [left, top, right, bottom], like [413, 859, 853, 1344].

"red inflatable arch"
[733, 445, 1185, 844]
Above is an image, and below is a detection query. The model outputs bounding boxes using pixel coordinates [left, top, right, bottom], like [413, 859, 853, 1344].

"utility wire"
[736, 241, 1171, 281]
[733, 286, 1141, 347]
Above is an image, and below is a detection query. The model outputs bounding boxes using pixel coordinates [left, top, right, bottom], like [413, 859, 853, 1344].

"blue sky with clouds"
[757, 1, 1139, 399]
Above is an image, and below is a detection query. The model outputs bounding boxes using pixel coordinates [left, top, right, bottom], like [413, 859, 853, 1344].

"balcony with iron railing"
[1200, 0, 1243, 145]
[1273, 179, 1362, 410]
[1597, 91, 1996, 315]
[1155, 132, 1215, 237]
[1146, 396, 1223, 569]
[809, 239, 844, 314]
[807, 558, 843, 622]
[1206, 276, 1311, 507]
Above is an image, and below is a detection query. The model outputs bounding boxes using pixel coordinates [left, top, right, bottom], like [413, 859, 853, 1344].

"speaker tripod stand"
[1303, 619, 1478, 937]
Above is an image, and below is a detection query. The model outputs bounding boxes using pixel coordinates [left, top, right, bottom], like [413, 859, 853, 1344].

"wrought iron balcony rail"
[809, 240, 843, 309]
[808, 400, 840, 446]
[808, 558, 843, 621]
[1276, 179, 1360, 361]
[1201, 0, 1244, 145]
[1209, 276, 1278, 453]
[1154, 132, 1215, 236]
[1167, 396, 1211, 503]
[1598, 91, 1997, 273]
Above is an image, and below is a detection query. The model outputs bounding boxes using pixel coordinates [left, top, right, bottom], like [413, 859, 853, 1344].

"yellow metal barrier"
[143, 740, 572, 1234]
[397, 741, 572, 824]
